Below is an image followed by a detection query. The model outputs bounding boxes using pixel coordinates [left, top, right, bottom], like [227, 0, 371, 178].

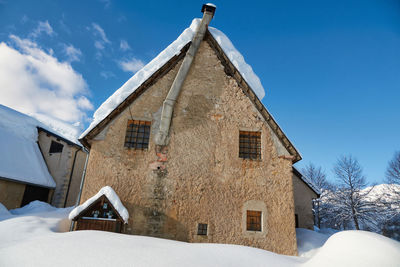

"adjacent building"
[0, 104, 86, 209]
[292, 167, 320, 230]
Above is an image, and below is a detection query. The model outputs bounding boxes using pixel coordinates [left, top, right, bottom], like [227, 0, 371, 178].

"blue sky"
[0, 0, 399, 184]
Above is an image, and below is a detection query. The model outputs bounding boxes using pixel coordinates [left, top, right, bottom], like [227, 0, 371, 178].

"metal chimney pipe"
[155, 4, 216, 146]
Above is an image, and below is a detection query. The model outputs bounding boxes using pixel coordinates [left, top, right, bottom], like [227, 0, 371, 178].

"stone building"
[292, 167, 320, 230]
[0, 104, 86, 209]
[37, 127, 87, 208]
[78, 5, 302, 255]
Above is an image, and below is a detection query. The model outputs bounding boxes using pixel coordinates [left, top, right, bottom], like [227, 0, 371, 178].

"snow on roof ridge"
[0, 104, 44, 142]
[80, 19, 265, 139]
[0, 104, 80, 145]
[208, 26, 265, 100]
[69, 186, 129, 223]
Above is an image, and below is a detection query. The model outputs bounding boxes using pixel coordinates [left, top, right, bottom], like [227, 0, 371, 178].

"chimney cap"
[201, 3, 217, 15]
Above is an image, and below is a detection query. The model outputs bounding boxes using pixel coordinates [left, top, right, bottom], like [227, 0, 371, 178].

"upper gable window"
[239, 131, 261, 160]
[49, 140, 64, 153]
[124, 120, 151, 150]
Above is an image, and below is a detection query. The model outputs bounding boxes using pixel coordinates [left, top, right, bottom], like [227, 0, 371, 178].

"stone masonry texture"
[81, 40, 298, 255]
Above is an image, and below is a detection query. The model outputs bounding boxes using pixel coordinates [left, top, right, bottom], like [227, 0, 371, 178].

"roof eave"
[0, 176, 56, 189]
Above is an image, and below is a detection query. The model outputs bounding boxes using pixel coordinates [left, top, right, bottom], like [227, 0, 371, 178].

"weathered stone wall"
[38, 132, 86, 207]
[64, 149, 87, 207]
[292, 172, 318, 229]
[0, 179, 25, 209]
[81, 41, 297, 255]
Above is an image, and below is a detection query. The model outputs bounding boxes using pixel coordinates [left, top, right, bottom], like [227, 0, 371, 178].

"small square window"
[124, 120, 151, 150]
[247, 210, 262, 231]
[49, 141, 63, 153]
[197, 223, 208, 235]
[239, 131, 261, 159]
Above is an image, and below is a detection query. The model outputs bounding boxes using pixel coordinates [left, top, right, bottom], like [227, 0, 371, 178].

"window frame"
[197, 223, 208, 236]
[246, 210, 262, 232]
[124, 120, 151, 150]
[239, 131, 261, 160]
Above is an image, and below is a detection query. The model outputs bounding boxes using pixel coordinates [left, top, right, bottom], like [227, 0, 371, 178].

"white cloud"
[91, 23, 110, 48]
[30, 20, 54, 38]
[0, 35, 93, 125]
[120, 39, 130, 51]
[63, 44, 82, 62]
[90, 23, 111, 59]
[100, 71, 116, 79]
[94, 40, 105, 50]
[77, 96, 94, 110]
[118, 57, 145, 73]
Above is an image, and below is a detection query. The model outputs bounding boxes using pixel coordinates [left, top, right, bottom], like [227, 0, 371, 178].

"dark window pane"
[197, 223, 208, 235]
[49, 141, 64, 153]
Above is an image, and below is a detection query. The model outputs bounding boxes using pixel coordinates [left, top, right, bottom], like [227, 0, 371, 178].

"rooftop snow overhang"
[37, 127, 82, 148]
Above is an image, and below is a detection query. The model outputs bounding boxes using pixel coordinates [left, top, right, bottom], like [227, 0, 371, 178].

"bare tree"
[302, 163, 332, 228]
[386, 151, 400, 185]
[382, 151, 400, 238]
[302, 163, 331, 190]
[332, 155, 378, 230]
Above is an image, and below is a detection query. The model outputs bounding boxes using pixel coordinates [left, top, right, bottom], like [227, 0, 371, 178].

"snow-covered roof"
[80, 18, 265, 139]
[0, 105, 55, 188]
[69, 186, 129, 223]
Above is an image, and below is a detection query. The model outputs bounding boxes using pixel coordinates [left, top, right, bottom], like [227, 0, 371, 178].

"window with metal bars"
[124, 120, 151, 150]
[197, 223, 208, 235]
[246, 210, 262, 231]
[239, 131, 261, 159]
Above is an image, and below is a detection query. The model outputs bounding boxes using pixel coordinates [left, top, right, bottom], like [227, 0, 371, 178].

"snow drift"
[304, 230, 400, 267]
[1, 201, 399, 267]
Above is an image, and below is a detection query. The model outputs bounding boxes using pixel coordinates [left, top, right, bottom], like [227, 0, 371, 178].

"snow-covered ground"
[296, 228, 333, 257]
[0, 201, 399, 267]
